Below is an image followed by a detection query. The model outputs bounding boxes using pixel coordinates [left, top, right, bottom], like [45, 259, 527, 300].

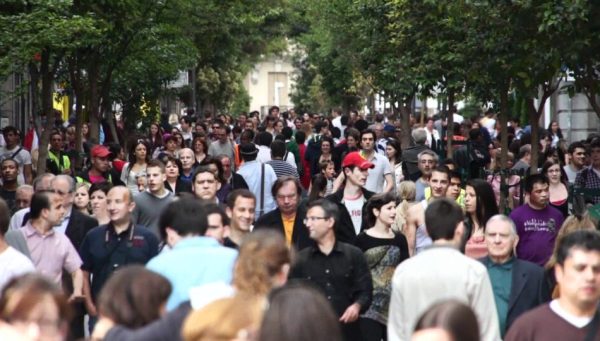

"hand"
[91, 317, 115, 340]
[85, 300, 98, 317]
[68, 292, 85, 303]
[339, 303, 360, 323]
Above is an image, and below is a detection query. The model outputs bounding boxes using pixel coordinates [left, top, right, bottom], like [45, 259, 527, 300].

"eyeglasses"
[303, 216, 328, 224]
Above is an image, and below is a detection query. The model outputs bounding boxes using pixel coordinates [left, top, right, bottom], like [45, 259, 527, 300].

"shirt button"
[325, 269, 330, 274]
[327, 296, 332, 300]
[326, 282, 331, 287]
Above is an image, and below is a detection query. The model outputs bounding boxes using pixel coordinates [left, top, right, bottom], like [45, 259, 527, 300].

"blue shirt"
[146, 236, 238, 311]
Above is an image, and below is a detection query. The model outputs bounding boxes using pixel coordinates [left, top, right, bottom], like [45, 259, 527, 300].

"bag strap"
[584, 306, 600, 341]
[10, 146, 22, 160]
[260, 163, 265, 215]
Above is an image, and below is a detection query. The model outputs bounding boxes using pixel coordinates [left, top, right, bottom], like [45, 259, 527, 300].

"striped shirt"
[267, 159, 299, 179]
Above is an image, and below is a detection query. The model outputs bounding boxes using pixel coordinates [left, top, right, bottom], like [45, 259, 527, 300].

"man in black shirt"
[289, 199, 372, 341]
[0, 158, 18, 212]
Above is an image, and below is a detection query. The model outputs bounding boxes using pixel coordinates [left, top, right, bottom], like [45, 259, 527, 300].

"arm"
[405, 207, 418, 257]
[82, 270, 96, 316]
[23, 164, 32, 185]
[332, 172, 344, 193]
[383, 173, 394, 193]
[70, 268, 84, 302]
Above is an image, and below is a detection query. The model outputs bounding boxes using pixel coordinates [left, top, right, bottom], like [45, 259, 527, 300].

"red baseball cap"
[91, 145, 111, 158]
[342, 152, 375, 169]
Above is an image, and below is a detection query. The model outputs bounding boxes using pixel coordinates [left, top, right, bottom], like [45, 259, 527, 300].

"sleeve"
[79, 232, 94, 272]
[351, 248, 373, 312]
[146, 232, 160, 260]
[471, 269, 501, 341]
[63, 236, 83, 274]
[20, 150, 32, 164]
[382, 157, 393, 175]
[120, 163, 129, 184]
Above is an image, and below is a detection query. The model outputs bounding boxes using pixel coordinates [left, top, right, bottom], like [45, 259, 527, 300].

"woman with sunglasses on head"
[355, 192, 409, 341]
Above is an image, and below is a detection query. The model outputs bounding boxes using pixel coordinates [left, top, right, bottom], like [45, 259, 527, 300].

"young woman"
[386, 138, 403, 190]
[310, 136, 334, 176]
[319, 160, 335, 196]
[542, 160, 568, 218]
[89, 181, 112, 226]
[394, 180, 416, 233]
[355, 192, 409, 341]
[120, 140, 149, 194]
[463, 179, 499, 258]
[307, 174, 328, 203]
[74, 182, 90, 215]
[148, 123, 164, 155]
[547, 120, 563, 148]
[191, 136, 208, 166]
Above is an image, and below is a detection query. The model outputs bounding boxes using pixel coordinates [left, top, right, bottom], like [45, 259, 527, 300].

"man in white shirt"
[0, 198, 34, 291]
[360, 129, 393, 193]
[389, 198, 501, 341]
[0, 126, 32, 185]
[237, 143, 277, 219]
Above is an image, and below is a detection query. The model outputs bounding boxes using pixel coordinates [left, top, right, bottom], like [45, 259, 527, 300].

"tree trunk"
[446, 91, 455, 159]
[499, 89, 510, 213]
[400, 96, 413, 148]
[37, 50, 55, 174]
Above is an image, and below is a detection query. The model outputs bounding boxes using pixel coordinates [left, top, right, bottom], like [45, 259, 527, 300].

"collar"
[106, 221, 134, 240]
[311, 241, 343, 255]
[23, 221, 54, 237]
[487, 256, 515, 269]
[174, 236, 221, 249]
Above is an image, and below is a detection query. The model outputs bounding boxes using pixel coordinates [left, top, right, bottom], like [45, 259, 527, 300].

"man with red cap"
[324, 151, 375, 244]
[75, 145, 113, 185]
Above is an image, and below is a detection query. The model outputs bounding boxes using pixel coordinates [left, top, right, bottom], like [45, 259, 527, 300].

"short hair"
[32, 173, 55, 191]
[412, 128, 427, 145]
[0, 199, 10, 236]
[192, 165, 219, 184]
[52, 174, 75, 193]
[270, 140, 287, 159]
[365, 192, 397, 227]
[295, 131, 306, 144]
[158, 197, 209, 240]
[344, 127, 360, 141]
[227, 189, 256, 209]
[418, 150, 439, 163]
[271, 176, 302, 199]
[518, 144, 532, 159]
[431, 166, 450, 180]
[2, 126, 18, 136]
[89, 181, 113, 196]
[204, 203, 230, 227]
[414, 300, 479, 341]
[556, 230, 600, 266]
[468, 128, 481, 141]
[568, 141, 586, 155]
[29, 191, 55, 220]
[256, 131, 273, 147]
[306, 199, 339, 223]
[180, 115, 192, 125]
[523, 174, 549, 193]
[1, 158, 18, 170]
[360, 128, 376, 141]
[485, 214, 517, 235]
[425, 198, 464, 241]
[146, 159, 166, 173]
[282, 126, 294, 140]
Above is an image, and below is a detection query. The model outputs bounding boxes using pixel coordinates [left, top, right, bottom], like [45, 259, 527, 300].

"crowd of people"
[1, 106, 600, 341]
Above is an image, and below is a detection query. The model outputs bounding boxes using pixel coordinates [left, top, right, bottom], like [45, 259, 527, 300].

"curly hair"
[233, 230, 292, 296]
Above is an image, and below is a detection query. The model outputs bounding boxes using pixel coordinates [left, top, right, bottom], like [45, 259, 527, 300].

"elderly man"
[480, 215, 550, 337]
[401, 128, 431, 181]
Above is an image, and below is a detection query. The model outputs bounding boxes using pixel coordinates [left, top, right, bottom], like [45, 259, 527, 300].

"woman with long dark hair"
[120, 140, 150, 194]
[547, 120, 563, 148]
[355, 192, 409, 341]
[464, 179, 498, 258]
[386, 138, 403, 190]
[148, 123, 163, 155]
[542, 160, 568, 218]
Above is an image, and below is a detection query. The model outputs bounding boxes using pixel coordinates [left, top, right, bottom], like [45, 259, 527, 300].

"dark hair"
[568, 141, 586, 155]
[465, 179, 498, 231]
[541, 159, 568, 187]
[256, 131, 273, 147]
[97, 265, 172, 329]
[163, 155, 182, 176]
[158, 197, 209, 240]
[227, 189, 256, 209]
[282, 126, 294, 139]
[431, 166, 450, 181]
[547, 120, 563, 139]
[192, 136, 208, 154]
[308, 174, 327, 203]
[199, 157, 225, 183]
[360, 128, 376, 141]
[29, 190, 55, 219]
[271, 176, 302, 199]
[181, 115, 192, 125]
[260, 283, 342, 341]
[1, 157, 18, 170]
[204, 203, 230, 228]
[468, 127, 481, 141]
[271, 140, 287, 159]
[0, 199, 11, 236]
[414, 300, 479, 341]
[306, 199, 339, 223]
[127, 140, 150, 171]
[386, 138, 402, 164]
[523, 174, 549, 193]
[89, 181, 113, 197]
[146, 159, 166, 173]
[365, 192, 397, 227]
[2, 126, 18, 136]
[344, 127, 360, 140]
[274, 134, 286, 142]
[425, 198, 464, 241]
[320, 136, 334, 151]
[192, 165, 220, 186]
[294, 131, 306, 145]
[556, 230, 600, 266]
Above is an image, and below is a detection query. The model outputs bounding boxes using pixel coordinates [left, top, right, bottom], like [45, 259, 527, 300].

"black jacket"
[479, 257, 550, 331]
[401, 144, 430, 181]
[254, 206, 312, 251]
[164, 179, 192, 195]
[325, 187, 374, 244]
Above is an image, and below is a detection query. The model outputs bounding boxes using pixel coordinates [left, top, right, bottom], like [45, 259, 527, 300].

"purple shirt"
[21, 222, 82, 285]
[509, 204, 564, 266]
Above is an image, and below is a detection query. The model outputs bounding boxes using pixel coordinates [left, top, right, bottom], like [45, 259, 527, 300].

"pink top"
[465, 234, 488, 259]
[22, 222, 82, 285]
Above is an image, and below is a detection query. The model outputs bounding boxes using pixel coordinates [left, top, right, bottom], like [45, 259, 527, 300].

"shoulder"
[514, 259, 544, 275]
[506, 304, 552, 332]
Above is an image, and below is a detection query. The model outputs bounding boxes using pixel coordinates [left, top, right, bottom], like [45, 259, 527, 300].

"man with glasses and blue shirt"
[289, 198, 372, 341]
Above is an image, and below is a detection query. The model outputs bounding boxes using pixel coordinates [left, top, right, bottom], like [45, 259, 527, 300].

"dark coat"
[325, 187, 374, 245]
[65, 209, 99, 252]
[480, 257, 551, 331]
[164, 179, 192, 195]
[254, 206, 312, 251]
[401, 144, 430, 181]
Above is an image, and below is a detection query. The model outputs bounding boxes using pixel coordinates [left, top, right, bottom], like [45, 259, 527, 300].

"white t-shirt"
[0, 145, 32, 185]
[344, 194, 365, 235]
[365, 153, 393, 193]
[0, 246, 35, 291]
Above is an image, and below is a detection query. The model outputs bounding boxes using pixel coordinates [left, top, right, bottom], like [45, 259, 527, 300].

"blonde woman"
[393, 181, 416, 233]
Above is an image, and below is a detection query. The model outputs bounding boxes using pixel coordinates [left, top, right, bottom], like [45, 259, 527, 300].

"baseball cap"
[342, 152, 375, 169]
[91, 145, 111, 158]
